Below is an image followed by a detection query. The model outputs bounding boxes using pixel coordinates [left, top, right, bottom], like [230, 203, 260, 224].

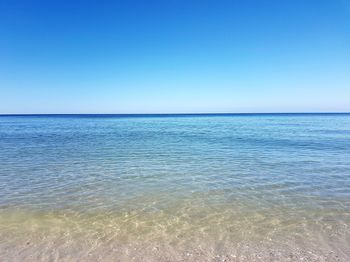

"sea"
[0, 114, 349, 261]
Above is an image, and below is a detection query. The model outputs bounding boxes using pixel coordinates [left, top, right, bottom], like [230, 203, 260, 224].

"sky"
[0, 0, 349, 114]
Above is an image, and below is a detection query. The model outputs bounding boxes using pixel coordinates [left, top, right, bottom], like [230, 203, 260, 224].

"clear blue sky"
[1, 0, 349, 114]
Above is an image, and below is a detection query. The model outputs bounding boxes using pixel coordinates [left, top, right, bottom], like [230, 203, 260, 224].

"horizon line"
[1, 112, 350, 116]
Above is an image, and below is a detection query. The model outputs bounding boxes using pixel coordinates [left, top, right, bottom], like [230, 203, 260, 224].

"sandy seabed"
[1, 231, 348, 262]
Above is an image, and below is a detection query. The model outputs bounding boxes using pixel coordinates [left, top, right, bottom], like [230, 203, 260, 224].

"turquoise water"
[0, 114, 350, 261]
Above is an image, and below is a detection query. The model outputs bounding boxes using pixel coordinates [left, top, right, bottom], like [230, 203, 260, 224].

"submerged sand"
[0, 208, 349, 261]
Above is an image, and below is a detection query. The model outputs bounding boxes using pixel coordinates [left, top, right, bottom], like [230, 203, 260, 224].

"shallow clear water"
[0, 114, 350, 261]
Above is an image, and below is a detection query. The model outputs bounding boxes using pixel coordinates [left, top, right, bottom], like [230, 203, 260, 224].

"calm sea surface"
[0, 114, 349, 261]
